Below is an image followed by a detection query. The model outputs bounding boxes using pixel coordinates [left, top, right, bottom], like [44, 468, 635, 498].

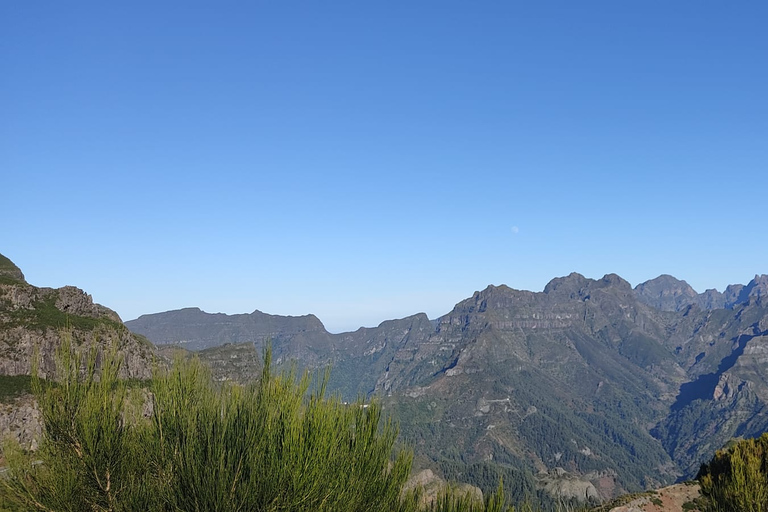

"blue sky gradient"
[3, 1, 767, 332]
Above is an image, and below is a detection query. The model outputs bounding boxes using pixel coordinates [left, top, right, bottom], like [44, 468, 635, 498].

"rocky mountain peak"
[597, 273, 633, 291]
[0, 253, 25, 282]
[634, 275, 698, 312]
[543, 272, 632, 301]
[543, 272, 589, 295]
[744, 274, 768, 301]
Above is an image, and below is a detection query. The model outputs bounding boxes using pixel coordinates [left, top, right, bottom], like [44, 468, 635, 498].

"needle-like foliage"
[698, 433, 768, 512]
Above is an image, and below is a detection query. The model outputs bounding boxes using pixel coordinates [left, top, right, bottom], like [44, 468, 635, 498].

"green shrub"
[698, 433, 768, 512]
[0, 375, 32, 402]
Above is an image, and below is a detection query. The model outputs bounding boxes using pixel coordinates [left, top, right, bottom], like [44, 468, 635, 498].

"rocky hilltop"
[127, 271, 768, 504]
[0, 257, 154, 380]
[0, 253, 156, 452]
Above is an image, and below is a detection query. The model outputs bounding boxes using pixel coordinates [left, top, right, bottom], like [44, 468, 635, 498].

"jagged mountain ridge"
[126, 271, 768, 501]
[634, 274, 768, 312]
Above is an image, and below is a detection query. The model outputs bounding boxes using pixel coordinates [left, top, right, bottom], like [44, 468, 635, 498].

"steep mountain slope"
[652, 295, 768, 476]
[378, 275, 685, 499]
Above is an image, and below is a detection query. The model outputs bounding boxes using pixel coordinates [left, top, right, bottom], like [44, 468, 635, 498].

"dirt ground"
[607, 483, 702, 512]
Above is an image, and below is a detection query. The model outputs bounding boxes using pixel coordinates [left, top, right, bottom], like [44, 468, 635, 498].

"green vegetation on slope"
[1, 333, 552, 512]
[0, 254, 24, 283]
[0, 375, 31, 402]
[0, 287, 122, 332]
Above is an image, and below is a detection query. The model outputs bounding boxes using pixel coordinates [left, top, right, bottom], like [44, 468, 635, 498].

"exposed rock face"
[0, 325, 153, 380]
[403, 469, 483, 507]
[55, 285, 122, 323]
[0, 393, 41, 452]
[537, 468, 599, 502]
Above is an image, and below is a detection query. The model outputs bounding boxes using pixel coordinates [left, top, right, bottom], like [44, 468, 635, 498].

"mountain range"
[2, 249, 767, 505]
[126, 271, 768, 502]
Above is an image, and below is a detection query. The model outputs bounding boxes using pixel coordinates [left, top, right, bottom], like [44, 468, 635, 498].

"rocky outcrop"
[0, 393, 41, 452]
[0, 255, 154, 381]
[0, 253, 156, 466]
[55, 285, 122, 323]
[537, 467, 599, 503]
[402, 469, 483, 507]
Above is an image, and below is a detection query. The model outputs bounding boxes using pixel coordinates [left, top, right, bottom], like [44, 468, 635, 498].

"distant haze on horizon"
[4, 2, 766, 333]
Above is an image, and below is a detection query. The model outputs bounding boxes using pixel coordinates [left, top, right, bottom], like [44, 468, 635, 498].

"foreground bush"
[1, 334, 415, 511]
[698, 433, 768, 512]
[0, 333, 532, 512]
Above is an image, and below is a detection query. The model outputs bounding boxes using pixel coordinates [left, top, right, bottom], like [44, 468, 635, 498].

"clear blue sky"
[3, 1, 766, 332]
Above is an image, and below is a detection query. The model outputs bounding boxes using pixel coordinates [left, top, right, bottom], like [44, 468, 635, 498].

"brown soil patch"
[607, 483, 702, 512]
